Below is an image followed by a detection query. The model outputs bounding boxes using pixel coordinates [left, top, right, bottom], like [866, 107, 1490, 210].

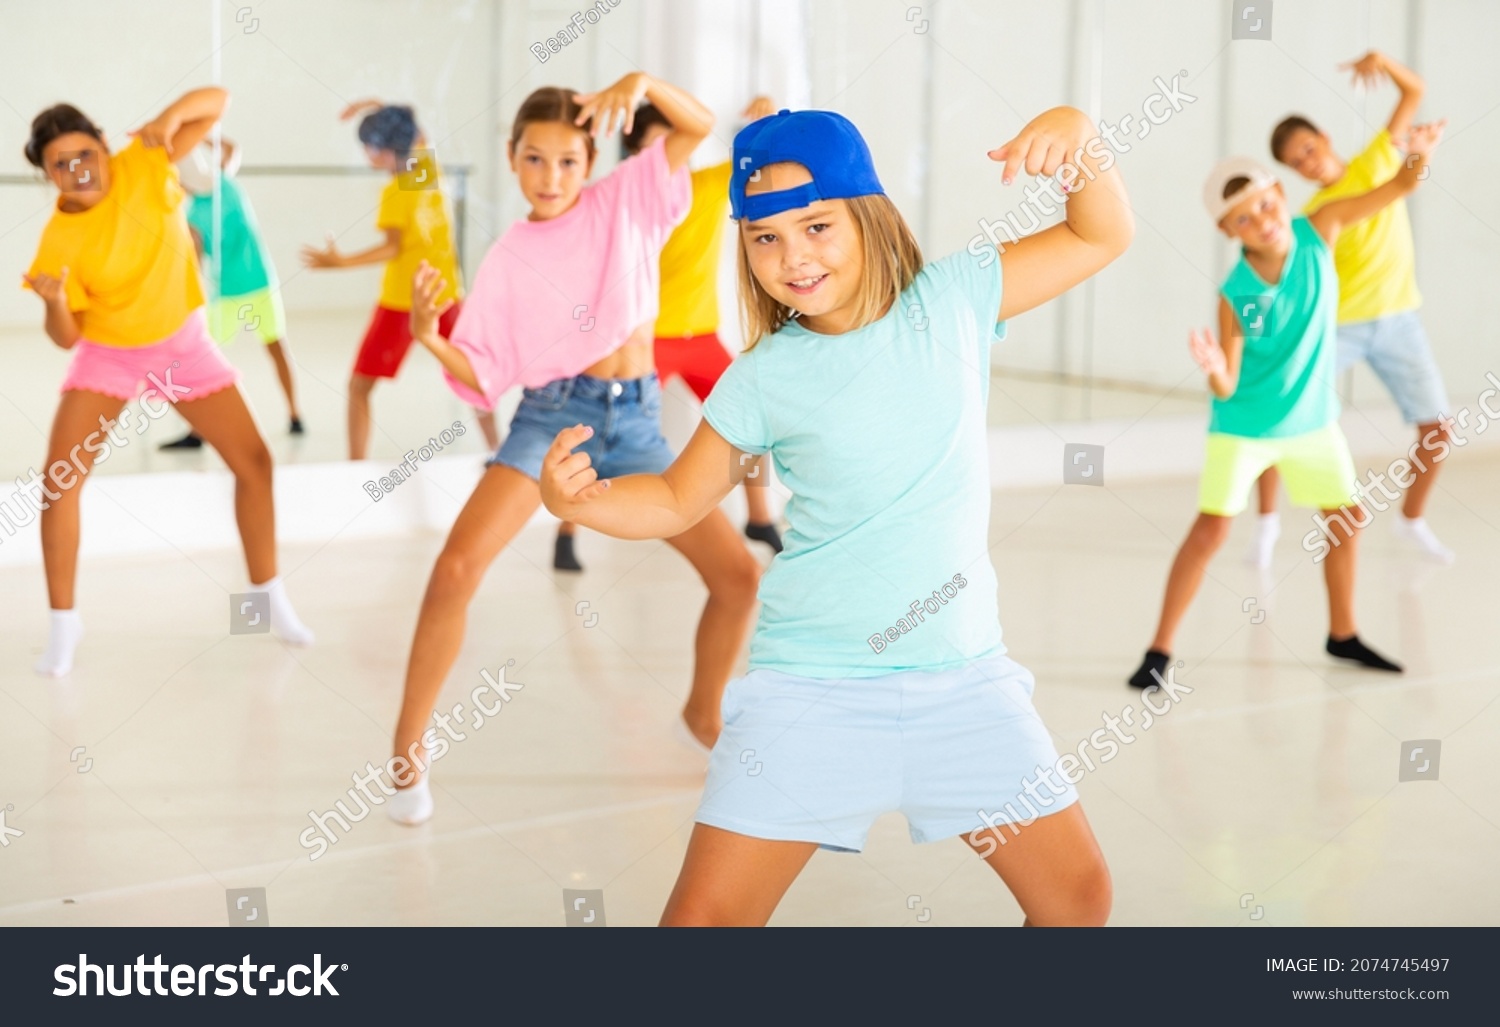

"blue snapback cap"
[729, 109, 885, 221]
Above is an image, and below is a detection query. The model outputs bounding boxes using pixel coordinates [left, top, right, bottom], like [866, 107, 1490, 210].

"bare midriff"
[579, 321, 656, 380]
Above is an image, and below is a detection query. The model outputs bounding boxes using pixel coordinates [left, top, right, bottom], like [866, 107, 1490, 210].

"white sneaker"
[1393, 516, 1455, 564]
[386, 778, 434, 826]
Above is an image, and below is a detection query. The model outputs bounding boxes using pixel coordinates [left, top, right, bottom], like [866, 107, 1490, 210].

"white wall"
[1, 0, 1495, 404]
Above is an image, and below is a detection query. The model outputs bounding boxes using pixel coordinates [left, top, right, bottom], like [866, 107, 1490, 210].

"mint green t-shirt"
[702, 249, 1008, 679]
[187, 174, 275, 298]
[1212, 215, 1340, 438]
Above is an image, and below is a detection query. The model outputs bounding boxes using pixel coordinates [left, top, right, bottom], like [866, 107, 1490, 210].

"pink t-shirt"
[445, 136, 691, 409]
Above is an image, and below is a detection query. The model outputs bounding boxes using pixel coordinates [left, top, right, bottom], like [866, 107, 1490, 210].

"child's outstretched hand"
[988, 106, 1093, 187]
[300, 234, 345, 269]
[339, 99, 383, 122]
[575, 73, 649, 138]
[130, 112, 184, 155]
[541, 424, 608, 515]
[741, 95, 777, 121]
[410, 260, 453, 343]
[1189, 327, 1227, 379]
[1338, 50, 1389, 90]
[22, 268, 69, 306]
[1402, 118, 1447, 159]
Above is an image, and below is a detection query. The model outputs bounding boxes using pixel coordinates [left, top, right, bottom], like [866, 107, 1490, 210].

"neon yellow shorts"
[1198, 423, 1357, 516]
[206, 289, 286, 345]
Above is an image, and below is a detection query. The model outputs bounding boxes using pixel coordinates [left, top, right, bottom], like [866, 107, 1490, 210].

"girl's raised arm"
[574, 73, 714, 173]
[992, 106, 1133, 322]
[541, 420, 750, 540]
[130, 87, 229, 158]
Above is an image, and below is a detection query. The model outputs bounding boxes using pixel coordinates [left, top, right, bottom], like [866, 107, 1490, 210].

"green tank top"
[1212, 215, 1339, 438]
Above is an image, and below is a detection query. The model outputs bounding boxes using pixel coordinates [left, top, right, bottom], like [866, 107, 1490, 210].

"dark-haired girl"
[383, 75, 761, 825]
[22, 88, 314, 675]
[300, 100, 498, 459]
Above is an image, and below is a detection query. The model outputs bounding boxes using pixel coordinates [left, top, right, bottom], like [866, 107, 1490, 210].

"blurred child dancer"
[1248, 49, 1454, 565]
[1126, 123, 1443, 690]
[21, 89, 314, 676]
[300, 101, 497, 459]
[541, 105, 1133, 925]
[384, 76, 762, 825]
[553, 94, 783, 572]
[160, 138, 303, 448]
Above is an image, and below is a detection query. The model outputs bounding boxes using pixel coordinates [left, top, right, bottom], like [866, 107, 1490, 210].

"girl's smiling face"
[740, 162, 867, 335]
[509, 121, 595, 221]
[42, 131, 111, 211]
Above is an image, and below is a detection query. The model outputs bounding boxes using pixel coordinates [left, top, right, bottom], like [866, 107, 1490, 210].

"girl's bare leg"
[474, 408, 500, 451]
[744, 480, 774, 525]
[1320, 504, 1363, 639]
[662, 510, 761, 747]
[1402, 421, 1450, 519]
[264, 339, 301, 424]
[37, 390, 127, 612]
[392, 465, 542, 781]
[1149, 513, 1231, 653]
[348, 373, 377, 460]
[174, 385, 277, 584]
[660, 824, 818, 926]
[964, 802, 1112, 926]
[1256, 467, 1280, 515]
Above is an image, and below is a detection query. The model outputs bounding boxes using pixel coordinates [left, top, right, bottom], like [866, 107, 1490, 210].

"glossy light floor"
[2, 442, 1497, 927]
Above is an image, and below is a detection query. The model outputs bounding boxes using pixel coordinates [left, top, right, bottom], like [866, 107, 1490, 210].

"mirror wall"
[0, 0, 1494, 481]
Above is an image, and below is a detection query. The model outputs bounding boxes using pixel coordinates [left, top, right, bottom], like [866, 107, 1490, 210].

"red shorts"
[653, 333, 733, 402]
[354, 302, 462, 379]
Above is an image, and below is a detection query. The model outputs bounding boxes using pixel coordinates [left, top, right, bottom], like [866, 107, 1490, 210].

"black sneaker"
[744, 521, 784, 553]
[289, 417, 305, 435]
[554, 532, 583, 572]
[159, 432, 204, 450]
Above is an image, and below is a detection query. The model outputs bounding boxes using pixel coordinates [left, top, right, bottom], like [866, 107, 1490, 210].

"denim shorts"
[491, 372, 676, 481]
[1336, 311, 1450, 425]
[695, 654, 1080, 853]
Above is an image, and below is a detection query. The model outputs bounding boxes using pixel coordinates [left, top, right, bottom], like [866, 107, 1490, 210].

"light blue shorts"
[696, 654, 1079, 853]
[490, 372, 675, 481]
[1337, 311, 1449, 425]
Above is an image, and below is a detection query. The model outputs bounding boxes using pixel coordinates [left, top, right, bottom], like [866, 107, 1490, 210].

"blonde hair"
[736, 194, 923, 350]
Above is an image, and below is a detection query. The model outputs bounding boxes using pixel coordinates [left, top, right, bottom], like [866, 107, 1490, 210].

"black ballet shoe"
[554, 532, 584, 572]
[1326, 634, 1403, 673]
[1128, 649, 1172, 689]
[744, 521, 784, 553]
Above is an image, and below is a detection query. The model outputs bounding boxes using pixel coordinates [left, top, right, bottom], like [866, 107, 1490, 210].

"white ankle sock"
[1246, 512, 1280, 567]
[1393, 516, 1454, 564]
[251, 575, 315, 646]
[386, 778, 433, 826]
[35, 608, 83, 677]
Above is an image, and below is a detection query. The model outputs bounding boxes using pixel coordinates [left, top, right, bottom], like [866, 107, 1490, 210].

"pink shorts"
[61, 308, 240, 403]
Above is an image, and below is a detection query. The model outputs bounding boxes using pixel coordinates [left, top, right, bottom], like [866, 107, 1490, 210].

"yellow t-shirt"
[1304, 129, 1421, 324]
[26, 138, 205, 347]
[654, 161, 731, 338]
[376, 153, 462, 311]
